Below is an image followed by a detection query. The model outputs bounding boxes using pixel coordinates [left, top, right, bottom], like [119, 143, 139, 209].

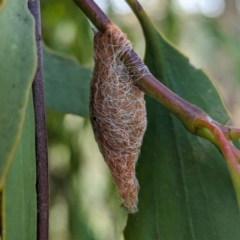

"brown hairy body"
[89, 23, 147, 213]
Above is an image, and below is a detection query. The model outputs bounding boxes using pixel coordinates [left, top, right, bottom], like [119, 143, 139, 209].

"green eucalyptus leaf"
[0, 0, 36, 187]
[124, 5, 240, 240]
[2, 93, 36, 240]
[43, 46, 91, 117]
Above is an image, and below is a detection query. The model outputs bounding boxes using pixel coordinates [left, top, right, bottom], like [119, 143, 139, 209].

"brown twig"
[72, 0, 240, 139]
[28, 1, 49, 239]
[73, 0, 240, 207]
[73, 0, 207, 135]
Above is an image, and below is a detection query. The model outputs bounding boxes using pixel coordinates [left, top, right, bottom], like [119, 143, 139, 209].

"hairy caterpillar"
[89, 23, 148, 213]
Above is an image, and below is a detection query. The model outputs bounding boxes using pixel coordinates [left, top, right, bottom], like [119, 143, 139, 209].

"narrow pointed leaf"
[0, 0, 36, 187]
[124, 5, 240, 240]
[2, 93, 36, 240]
[43, 46, 91, 117]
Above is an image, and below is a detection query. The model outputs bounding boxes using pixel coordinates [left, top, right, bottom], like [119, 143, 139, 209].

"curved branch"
[73, 0, 207, 132]
[72, 0, 240, 145]
[72, 0, 240, 208]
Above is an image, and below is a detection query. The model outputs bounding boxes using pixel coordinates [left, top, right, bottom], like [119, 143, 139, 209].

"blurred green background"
[40, 0, 240, 239]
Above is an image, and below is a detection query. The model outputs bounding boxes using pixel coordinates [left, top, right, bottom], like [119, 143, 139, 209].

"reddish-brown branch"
[73, 0, 209, 135]
[72, 0, 240, 143]
[72, 0, 240, 142]
[72, 0, 240, 207]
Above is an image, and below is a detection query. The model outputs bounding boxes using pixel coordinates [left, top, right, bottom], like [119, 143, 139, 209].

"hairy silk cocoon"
[89, 23, 148, 213]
